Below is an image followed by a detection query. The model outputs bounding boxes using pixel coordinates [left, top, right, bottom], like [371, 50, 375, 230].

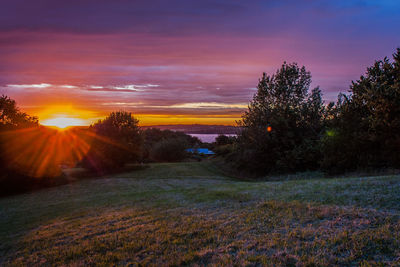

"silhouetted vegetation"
[81, 111, 143, 173]
[227, 62, 326, 174]
[213, 134, 236, 156]
[215, 134, 235, 146]
[0, 95, 38, 130]
[321, 48, 400, 173]
[0, 95, 62, 196]
[150, 138, 189, 162]
[224, 48, 400, 176]
[0, 94, 39, 174]
[142, 128, 200, 162]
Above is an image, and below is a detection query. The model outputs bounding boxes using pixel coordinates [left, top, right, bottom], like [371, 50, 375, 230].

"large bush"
[321, 48, 400, 173]
[231, 62, 326, 174]
[149, 137, 189, 162]
[142, 128, 200, 161]
[82, 111, 143, 172]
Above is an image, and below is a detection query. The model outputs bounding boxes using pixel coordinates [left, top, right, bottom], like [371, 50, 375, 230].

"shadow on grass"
[0, 164, 150, 198]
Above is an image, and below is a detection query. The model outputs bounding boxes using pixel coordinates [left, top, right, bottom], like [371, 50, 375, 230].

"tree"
[0, 95, 44, 195]
[0, 95, 38, 170]
[0, 95, 38, 130]
[82, 111, 143, 172]
[321, 48, 400, 172]
[232, 62, 325, 174]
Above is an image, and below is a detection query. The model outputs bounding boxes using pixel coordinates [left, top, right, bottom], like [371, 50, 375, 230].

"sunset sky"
[1, 0, 400, 126]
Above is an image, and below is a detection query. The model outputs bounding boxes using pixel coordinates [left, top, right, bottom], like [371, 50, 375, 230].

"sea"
[189, 134, 237, 143]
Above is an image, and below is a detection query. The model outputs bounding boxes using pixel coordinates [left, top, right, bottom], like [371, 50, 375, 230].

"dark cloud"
[0, 0, 248, 35]
[2, 0, 398, 38]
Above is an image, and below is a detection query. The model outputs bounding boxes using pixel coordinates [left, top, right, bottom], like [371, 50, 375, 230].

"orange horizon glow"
[33, 105, 241, 127]
[41, 117, 87, 129]
[36, 105, 103, 128]
[40, 115, 240, 127]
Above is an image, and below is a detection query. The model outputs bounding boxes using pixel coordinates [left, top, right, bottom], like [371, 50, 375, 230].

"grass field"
[1, 161, 400, 266]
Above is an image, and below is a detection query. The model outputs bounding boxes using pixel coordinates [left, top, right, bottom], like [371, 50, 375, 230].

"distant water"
[189, 134, 237, 143]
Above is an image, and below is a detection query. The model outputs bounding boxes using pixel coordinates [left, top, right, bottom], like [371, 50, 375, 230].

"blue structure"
[186, 148, 215, 155]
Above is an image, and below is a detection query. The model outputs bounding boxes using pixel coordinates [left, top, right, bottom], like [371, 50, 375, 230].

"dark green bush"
[150, 138, 189, 162]
[321, 48, 400, 173]
[81, 111, 143, 173]
[230, 62, 326, 175]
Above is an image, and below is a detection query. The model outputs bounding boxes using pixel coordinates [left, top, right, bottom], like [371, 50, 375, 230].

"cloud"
[5, 83, 160, 93]
[167, 102, 247, 109]
[111, 84, 159, 91]
[7, 83, 51, 88]
[101, 101, 247, 109]
[60, 85, 77, 89]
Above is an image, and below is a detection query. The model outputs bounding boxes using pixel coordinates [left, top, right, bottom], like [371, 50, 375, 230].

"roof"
[186, 148, 215, 155]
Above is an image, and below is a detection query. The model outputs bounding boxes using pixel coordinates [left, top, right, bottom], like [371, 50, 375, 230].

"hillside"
[1, 162, 400, 265]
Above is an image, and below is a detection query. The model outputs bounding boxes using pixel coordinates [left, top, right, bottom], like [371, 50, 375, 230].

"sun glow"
[41, 116, 86, 129]
[37, 105, 102, 129]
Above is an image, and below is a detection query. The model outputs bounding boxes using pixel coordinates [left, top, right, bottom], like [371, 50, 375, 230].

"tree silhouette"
[82, 111, 143, 172]
[233, 62, 325, 174]
[322, 48, 400, 172]
[0, 95, 38, 130]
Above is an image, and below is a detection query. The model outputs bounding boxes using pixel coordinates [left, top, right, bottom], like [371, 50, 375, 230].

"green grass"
[1, 161, 400, 266]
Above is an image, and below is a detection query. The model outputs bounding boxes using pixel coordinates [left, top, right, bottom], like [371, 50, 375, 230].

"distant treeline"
[141, 124, 240, 134]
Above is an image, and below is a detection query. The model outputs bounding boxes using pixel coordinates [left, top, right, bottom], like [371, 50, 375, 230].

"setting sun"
[36, 105, 102, 128]
[41, 116, 86, 129]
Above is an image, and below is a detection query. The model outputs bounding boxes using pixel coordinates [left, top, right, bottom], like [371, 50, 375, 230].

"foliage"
[82, 111, 143, 172]
[214, 144, 235, 156]
[232, 62, 326, 174]
[0, 95, 38, 130]
[0, 95, 43, 194]
[215, 134, 235, 146]
[143, 128, 200, 162]
[150, 137, 189, 162]
[322, 48, 400, 173]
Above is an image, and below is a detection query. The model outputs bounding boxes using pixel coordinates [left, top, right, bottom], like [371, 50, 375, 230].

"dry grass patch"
[5, 201, 400, 266]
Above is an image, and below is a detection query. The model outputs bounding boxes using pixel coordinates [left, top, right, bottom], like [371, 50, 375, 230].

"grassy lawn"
[1, 161, 400, 266]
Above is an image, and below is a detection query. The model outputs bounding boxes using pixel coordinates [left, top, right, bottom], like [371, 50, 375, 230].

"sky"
[1, 0, 400, 126]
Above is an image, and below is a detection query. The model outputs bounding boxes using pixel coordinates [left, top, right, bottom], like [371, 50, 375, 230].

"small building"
[186, 148, 215, 155]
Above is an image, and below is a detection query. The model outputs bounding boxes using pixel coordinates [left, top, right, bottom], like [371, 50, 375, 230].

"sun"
[37, 105, 101, 129]
[41, 116, 86, 129]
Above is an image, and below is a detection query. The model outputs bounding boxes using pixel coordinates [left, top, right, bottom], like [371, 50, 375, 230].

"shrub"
[321, 48, 400, 173]
[143, 128, 201, 161]
[150, 138, 189, 162]
[231, 62, 326, 174]
[81, 111, 143, 173]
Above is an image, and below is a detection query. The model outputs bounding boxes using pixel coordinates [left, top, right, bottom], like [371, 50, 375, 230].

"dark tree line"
[224, 48, 400, 175]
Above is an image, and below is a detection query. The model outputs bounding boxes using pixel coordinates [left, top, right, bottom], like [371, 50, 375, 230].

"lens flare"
[1, 126, 92, 177]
